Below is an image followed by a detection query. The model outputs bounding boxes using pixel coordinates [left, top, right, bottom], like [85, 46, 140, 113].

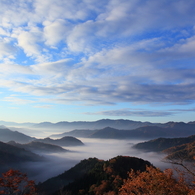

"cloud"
[12, 27, 45, 61]
[43, 19, 72, 46]
[0, 41, 17, 60]
[0, 47, 195, 106]
[84, 109, 174, 117]
[30, 59, 73, 76]
[0, 0, 195, 109]
[33, 0, 92, 22]
[0, 27, 9, 36]
[169, 108, 195, 112]
[158, 35, 195, 61]
[33, 105, 53, 109]
[3, 96, 35, 105]
[0, 63, 33, 75]
[84, 107, 195, 118]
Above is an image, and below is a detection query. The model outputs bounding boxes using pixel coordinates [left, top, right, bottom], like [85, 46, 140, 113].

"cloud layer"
[0, 0, 195, 119]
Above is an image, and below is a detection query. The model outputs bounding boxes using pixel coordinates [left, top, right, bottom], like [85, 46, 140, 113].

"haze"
[22, 138, 169, 183]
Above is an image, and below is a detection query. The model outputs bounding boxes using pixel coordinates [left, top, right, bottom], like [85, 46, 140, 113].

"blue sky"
[0, 0, 195, 123]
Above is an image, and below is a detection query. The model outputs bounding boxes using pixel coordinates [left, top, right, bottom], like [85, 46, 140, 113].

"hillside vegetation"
[38, 156, 152, 195]
[133, 135, 195, 152]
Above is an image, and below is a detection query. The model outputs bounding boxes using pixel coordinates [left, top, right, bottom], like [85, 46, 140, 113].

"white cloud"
[30, 59, 73, 78]
[66, 20, 98, 53]
[43, 19, 72, 46]
[0, 62, 33, 76]
[14, 27, 43, 57]
[0, 41, 17, 60]
[0, 0, 34, 28]
[0, 27, 9, 36]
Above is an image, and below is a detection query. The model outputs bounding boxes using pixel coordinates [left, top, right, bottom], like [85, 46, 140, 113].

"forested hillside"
[38, 156, 152, 194]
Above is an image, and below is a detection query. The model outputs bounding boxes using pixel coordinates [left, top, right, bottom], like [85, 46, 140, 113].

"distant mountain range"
[32, 119, 155, 130]
[52, 123, 195, 139]
[1, 119, 195, 138]
[3, 119, 194, 131]
[31, 120, 195, 132]
[1, 120, 195, 142]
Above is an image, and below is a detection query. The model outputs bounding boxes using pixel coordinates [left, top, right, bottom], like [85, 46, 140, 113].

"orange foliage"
[92, 180, 110, 195]
[0, 169, 36, 195]
[119, 166, 195, 195]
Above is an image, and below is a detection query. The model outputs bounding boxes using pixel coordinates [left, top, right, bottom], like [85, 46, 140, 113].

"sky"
[0, 0, 195, 123]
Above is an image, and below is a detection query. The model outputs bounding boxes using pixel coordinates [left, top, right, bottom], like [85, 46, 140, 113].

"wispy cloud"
[33, 105, 53, 109]
[84, 107, 195, 117]
[3, 96, 35, 105]
[84, 109, 174, 117]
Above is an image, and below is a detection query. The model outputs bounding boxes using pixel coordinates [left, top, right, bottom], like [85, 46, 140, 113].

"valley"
[0, 119, 195, 194]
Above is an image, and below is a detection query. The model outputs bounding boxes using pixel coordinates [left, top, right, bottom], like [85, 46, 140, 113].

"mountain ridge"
[36, 136, 84, 146]
[133, 134, 195, 152]
[0, 127, 35, 143]
[52, 124, 195, 139]
[7, 141, 69, 153]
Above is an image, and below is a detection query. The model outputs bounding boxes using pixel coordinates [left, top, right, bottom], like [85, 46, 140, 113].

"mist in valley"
[8, 126, 58, 139]
[20, 138, 170, 184]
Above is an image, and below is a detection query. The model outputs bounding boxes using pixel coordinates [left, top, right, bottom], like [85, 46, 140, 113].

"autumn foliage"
[0, 169, 36, 195]
[119, 166, 195, 195]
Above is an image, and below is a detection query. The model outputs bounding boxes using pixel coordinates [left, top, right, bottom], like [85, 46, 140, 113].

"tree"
[163, 142, 195, 186]
[0, 169, 36, 195]
[119, 166, 194, 195]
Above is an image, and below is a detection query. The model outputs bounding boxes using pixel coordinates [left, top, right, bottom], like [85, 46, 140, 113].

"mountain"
[133, 135, 195, 152]
[0, 141, 45, 163]
[88, 127, 123, 139]
[1, 119, 195, 139]
[161, 121, 195, 130]
[7, 141, 68, 153]
[33, 119, 156, 130]
[88, 126, 172, 139]
[52, 126, 167, 139]
[33, 119, 195, 132]
[0, 121, 35, 127]
[1, 119, 195, 132]
[36, 136, 84, 146]
[53, 124, 195, 140]
[0, 126, 35, 143]
[0, 141, 46, 173]
[51, 129, 97, 138]
[37, 156, 152, 195]
[164, 141, 195, 161]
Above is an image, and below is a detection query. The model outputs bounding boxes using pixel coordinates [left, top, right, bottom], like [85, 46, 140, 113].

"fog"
[8, 126, 52, 138]
[20, 138, 171, 184]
